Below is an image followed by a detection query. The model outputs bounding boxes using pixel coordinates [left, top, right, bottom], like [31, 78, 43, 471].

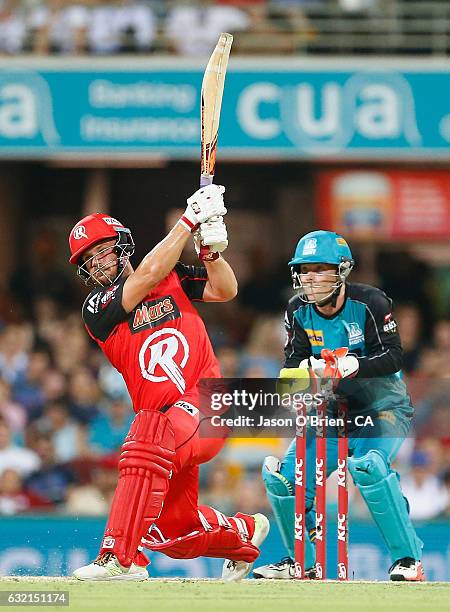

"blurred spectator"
[32, 297, 61, 345]
[418, 438, 449, 476]
[9, 229, 76, 311]
[223, 1, 284, 55]
[433, 319, 450, 352]
[12, 349, 51, 421]
[0, 289, 17, 326]
[339, 0, 379, 10]
[88, 0, 156, 54]
[415, 395, 450, 440]
[29, 0, 89, 54]
[50, 325, 89, 374]
[417, 319, 450, 378]
[417, 351, 441, 379]
[165, 0, 250, 56]
[0, 0, 440, 57]
[88, 399, 134, 454]
[216, 345, 240, 378]
[86, 0, 114, 53]
[241, 355, 280, 378]
[0, 0, 27, 53]
[0, 378, 26, 433]
[400, 449, 449, 520]
[0, 468, 52, 515]
[67, 366, 101, 424]
[65, 454, 118, 515]
[0, 324, 32, 386]
[0, 417, 41, 477]
[240, 314, 285, 376]
[97, 360, 130, 400]
[232, 474, 271, 515]
[41, 369, 68, 404]
[395, 303, 423, 374]
[258, 0, 314, 55]
[239, 251, 288, 315]
[35, 401, 87, 462]
[200, 459, 239, 516]
[24, 435, 76, 504]
[377, 251, 433, 336]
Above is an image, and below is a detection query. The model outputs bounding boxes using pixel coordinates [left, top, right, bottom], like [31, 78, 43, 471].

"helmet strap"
[316, 283, 343, 308]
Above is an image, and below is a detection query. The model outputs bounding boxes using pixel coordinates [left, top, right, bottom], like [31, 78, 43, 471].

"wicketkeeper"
[254, 230, 424, 582]
[68, 184, 269, 581]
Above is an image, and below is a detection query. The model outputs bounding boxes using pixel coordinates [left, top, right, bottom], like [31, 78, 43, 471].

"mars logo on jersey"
[130, 295, 180, 333]
[139, 328, 189, 393]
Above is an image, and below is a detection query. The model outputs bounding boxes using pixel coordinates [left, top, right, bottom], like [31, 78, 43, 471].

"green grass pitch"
[0, 578, 449, 612]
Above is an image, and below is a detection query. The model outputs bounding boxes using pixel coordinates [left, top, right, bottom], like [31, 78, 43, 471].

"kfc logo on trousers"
[139, 328, 189, 393]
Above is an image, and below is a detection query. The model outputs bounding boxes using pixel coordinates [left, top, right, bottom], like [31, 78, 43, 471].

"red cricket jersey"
[82, 262, 221, 412]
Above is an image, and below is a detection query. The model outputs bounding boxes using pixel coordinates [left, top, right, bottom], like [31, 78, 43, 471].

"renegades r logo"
[130, 295, 180, 333]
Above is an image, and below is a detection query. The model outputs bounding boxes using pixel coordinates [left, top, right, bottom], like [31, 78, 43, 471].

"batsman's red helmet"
[69, 213, 128, 265]
[68, 213, 135, 286]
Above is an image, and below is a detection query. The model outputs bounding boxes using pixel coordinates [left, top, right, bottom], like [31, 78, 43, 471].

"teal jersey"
[284, 283, 412, 413]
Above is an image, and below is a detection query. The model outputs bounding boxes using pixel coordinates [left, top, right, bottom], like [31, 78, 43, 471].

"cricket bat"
[200, 33, 233, 188]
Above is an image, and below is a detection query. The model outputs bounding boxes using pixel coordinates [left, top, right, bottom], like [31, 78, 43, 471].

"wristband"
[179, 215, 199, 233]
[199, 245, 220, 262]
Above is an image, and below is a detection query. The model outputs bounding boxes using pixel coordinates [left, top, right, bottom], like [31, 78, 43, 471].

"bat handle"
[199, 174, 220, 225]
[200, 174, 214, 187]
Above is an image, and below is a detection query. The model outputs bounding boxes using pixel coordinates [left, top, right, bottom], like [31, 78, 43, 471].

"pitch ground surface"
[0, 578, 449, 612]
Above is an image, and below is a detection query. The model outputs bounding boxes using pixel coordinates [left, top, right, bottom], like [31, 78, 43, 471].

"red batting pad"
[99, 410, 176, 567]
[144, 507, 258, 562]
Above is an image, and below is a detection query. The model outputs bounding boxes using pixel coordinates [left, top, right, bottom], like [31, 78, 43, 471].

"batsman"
[68, 185, 269, 581]
[254, 230, 425, 582]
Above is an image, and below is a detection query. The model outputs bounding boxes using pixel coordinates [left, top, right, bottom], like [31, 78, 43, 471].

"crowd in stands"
[0, 234, 449, 523]
[0, 0, 448, 56]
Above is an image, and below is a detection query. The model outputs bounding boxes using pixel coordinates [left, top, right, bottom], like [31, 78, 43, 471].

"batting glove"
[193, 216, 228, 262]
[180, 184, 227, 232]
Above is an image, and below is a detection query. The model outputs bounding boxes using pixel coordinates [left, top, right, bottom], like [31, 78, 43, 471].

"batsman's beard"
[91, 259, 118, 286]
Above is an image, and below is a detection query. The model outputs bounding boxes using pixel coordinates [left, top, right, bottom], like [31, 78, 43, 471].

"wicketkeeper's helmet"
[289, 230, 354, 304]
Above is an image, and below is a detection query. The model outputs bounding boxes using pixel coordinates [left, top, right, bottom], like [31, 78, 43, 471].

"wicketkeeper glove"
[299, 356, 327, 377]
[301, 348, 359, 379]
[180, 184, 227, 232]
[193, 216, 228, 262]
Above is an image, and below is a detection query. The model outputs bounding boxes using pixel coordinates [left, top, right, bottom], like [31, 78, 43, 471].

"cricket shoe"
[253, 557, 316, 580]
[73, 552, 149, 581]
[389, 557, 425, 582]
[221, 513, 270, 581]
